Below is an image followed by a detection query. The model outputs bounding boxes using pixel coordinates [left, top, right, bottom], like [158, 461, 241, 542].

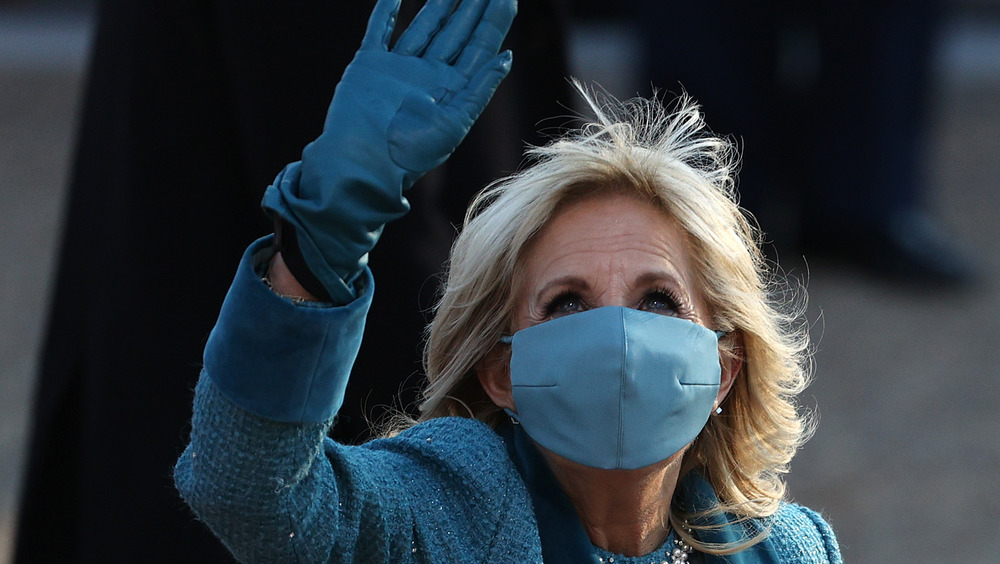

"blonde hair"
[417, 82, 813, 554]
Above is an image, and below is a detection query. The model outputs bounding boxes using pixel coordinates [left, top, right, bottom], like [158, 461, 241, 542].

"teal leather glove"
[261, 0, 516, 304]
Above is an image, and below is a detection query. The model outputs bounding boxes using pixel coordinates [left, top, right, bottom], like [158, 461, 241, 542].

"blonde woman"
[175, 0, 841, 561]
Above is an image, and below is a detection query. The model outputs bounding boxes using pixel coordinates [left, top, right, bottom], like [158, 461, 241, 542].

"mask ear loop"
[499, 334, 513, 344]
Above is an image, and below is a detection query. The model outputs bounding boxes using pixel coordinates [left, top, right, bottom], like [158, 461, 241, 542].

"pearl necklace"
[596, 535, 696, 564]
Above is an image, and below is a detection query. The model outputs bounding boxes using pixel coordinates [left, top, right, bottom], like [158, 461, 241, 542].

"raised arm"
[175, 0, 516, 561]
[262, 0, 516, 305]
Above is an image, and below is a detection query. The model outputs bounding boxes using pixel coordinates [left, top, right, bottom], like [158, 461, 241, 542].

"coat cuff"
[203, 236, 373, 424]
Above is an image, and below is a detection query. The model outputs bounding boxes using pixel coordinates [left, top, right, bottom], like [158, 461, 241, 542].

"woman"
[175, 0, 842, 561]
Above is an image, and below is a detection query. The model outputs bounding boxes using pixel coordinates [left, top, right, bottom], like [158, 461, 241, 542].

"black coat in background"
[14, 1, 568, 561]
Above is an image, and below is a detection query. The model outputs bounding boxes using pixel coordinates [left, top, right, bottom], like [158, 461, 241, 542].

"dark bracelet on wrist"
[272, 218, 334, 302]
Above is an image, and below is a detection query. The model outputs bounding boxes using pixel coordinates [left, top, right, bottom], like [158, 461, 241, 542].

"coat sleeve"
[174, 236, 383, 562]
[768, 503, 844, 564]
[173, 237, 540, 563]
[198, 236, 372, 424]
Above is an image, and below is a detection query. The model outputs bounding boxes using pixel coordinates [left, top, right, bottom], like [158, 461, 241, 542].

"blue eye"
[641, 290, 680, 315]
[544, 292, 586, 318]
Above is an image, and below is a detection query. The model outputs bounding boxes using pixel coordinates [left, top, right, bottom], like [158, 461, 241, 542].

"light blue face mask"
[501, 306, 723, 470]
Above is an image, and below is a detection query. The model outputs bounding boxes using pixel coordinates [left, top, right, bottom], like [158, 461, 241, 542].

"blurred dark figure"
[14, 0, 569, 561]
[631, 0, 974, 284]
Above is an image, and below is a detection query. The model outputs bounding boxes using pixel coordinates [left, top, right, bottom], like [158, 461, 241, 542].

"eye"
[543, 291, 587, 318]
[639, 289, 681, 316]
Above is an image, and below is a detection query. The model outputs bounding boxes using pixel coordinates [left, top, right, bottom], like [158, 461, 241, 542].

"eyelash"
[541, 291, 583, 317]
[541, 286, 685, 317]
[642, 287, 683, 313]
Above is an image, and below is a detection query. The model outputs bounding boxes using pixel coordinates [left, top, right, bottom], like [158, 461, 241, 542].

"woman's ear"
[476, 344, 515, 411]
[715, 331, 744, 411]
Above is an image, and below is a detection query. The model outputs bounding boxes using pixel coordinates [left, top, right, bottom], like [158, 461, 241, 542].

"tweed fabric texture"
[174, 243, 842, 563]
[176, 379, 841, 563]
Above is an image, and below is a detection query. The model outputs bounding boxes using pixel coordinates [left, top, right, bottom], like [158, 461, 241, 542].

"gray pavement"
[2, 4, 999, 564]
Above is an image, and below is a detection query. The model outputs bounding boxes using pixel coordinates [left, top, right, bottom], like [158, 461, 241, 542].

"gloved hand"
[261, 0, 516, 304]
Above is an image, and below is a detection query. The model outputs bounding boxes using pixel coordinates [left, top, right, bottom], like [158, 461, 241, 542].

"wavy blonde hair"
[416, 82, 813, 554]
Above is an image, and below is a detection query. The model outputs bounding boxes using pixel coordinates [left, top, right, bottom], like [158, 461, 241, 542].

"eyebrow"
[533, 275, 591, 299]
[532, 269, 690, 300]
[633, 270, 688, 291]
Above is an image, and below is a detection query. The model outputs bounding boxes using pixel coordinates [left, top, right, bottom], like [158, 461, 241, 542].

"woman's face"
[477, 189, 739, 472]
[477, 189, 736, 416]
[475, 190, 731, 478]
[512, 191, 711, 334]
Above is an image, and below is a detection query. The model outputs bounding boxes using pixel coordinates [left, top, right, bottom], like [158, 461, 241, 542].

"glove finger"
[394, 0, 460, 55]
[424, 0, 489, 63]
[452, 0, 516, 77]
[450, 50, 513, 120]
[360, 0, 402, 50]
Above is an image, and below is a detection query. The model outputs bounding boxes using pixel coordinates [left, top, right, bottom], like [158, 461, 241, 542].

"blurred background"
[1, 0, 998, 562]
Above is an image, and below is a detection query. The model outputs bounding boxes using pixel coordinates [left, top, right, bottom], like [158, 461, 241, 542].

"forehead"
[513, 190, 705, 302]
[510, 189, 713, 326]
[525, 190, 689, 262]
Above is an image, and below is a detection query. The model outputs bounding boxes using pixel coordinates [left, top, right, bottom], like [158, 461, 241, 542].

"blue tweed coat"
[175, 239, 842, 563]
